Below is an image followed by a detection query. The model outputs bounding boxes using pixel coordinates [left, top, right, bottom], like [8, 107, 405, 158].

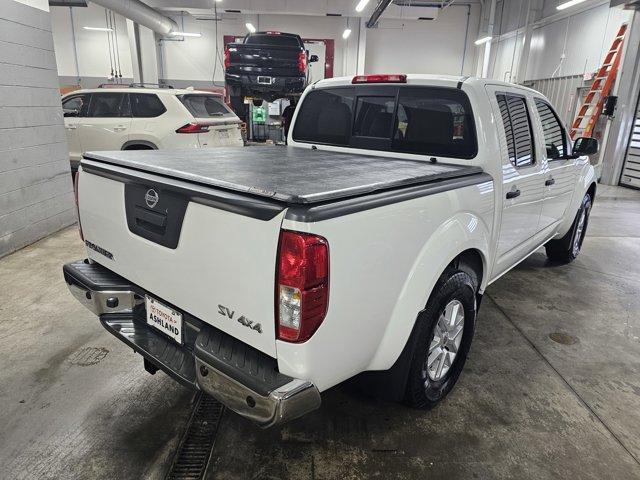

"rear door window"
[130, 93, 167, 118]
[534, 99, 566, 159]
[179, 95, 233, 117]
[496, 93, 535, 167]
[86, 93, 127, 118]
[292, 86, 477, 159]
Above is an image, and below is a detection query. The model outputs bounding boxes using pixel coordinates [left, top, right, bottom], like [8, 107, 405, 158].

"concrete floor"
[1, 184, 639, 479]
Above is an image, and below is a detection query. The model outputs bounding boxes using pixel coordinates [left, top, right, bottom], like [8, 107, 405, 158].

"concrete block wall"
[0, 1, 75, 258]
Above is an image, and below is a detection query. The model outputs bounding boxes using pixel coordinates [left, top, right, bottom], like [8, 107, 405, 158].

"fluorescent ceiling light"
[83, 26, 113, 32]
[170, 31, 202, 37]
[342, 28, 352, 39]
[474, 36, 492, 45]
[245, 22, 256, 33]
[355, 0, 370, 12]
[557, 0, 587, 10]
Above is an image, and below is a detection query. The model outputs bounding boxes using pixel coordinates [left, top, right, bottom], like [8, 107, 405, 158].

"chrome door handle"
[113, 125, 127, 131]
[545, 178, 555, 186]
[506, 189, 521, 199]
[66, 125, 77, 130]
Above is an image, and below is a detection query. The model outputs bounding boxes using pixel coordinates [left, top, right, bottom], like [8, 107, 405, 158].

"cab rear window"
[245, 34, 301, 47]
[292, 86, 477, 159]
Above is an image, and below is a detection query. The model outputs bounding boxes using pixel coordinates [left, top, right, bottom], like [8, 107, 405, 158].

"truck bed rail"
[82, 146, 483, 205]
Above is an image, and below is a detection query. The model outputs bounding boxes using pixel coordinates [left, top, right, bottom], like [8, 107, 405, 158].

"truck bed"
[83, 146, 483, 205]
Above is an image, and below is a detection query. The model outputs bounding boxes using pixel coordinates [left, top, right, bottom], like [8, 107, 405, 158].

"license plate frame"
[145, 295, 183, 345]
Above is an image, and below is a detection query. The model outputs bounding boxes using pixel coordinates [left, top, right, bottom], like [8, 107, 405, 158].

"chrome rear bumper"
[196, 359, 320, 428]
[63, 259, 321, 428]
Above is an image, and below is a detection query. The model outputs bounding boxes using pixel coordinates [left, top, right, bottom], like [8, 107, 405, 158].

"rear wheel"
[403, 268, 477, 409]
[123, 144, 154, 150]
[230, 95, 247, 122]
[545, 193, 592, 263]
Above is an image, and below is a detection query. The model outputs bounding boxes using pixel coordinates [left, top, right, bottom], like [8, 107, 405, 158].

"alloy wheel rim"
[425, 299, 465, 382]
[573, 208, 587, 256]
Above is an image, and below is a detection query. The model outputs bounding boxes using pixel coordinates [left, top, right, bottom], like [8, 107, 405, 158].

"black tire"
[545, 193, 592, 264]
[123, 144, 153, 150]
[229, 95, 247, 121]
[403, 267, 477, 409]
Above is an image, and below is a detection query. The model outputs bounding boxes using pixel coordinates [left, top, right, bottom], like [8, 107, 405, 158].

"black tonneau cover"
[82, 146, 482, 205]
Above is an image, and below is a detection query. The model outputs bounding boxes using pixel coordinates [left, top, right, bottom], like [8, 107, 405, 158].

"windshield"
[292, 86, 477, 159]
[179, 95, 234, 118]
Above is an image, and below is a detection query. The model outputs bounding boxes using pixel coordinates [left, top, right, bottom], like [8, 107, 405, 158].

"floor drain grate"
[68, 347, 109, 366]
[549, 332, 578, 345]
[166, 392, 224, 480]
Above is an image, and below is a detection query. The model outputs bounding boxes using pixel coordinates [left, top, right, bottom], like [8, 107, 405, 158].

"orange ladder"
[570, 23, 628, 139]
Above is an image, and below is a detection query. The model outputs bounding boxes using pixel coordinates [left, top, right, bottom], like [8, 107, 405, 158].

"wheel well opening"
[587, 182, 597, 203]
[452, 249, 484, 291]
[123, 144, 154, 150]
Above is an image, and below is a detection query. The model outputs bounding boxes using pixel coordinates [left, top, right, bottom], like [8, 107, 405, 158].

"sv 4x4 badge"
[218, 304, 262, 334]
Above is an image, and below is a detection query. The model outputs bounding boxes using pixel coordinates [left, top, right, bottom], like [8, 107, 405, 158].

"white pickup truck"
[63, 74, 599, 427]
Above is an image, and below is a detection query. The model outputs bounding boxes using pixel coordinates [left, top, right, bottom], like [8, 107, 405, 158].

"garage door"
[620, 99, 640, 188]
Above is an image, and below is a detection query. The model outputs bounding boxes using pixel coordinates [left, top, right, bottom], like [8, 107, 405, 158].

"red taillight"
[176, 123, 210, 134]
[352, 74, 407, 84]
[74, 171, 84, 241]
[224, 46, 231, 69]
[276, 230, 329, 343]
[298, 51, 307, 74]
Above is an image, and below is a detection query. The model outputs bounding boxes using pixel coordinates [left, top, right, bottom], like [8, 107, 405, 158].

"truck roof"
[62, 87, 223, 97]
[313, 74, 540, 95]
[82, 147, 483, 205]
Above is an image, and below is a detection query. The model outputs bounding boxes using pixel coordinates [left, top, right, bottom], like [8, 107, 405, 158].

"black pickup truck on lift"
[224, 31, 318, 116]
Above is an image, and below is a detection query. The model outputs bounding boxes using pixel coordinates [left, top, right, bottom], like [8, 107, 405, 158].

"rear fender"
[367, 212, 490, 371]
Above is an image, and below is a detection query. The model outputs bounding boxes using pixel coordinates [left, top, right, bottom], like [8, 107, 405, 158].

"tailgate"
[195, 117, 243, 148]
[227, 44, 301, 76]
[77, 160, 285, 357]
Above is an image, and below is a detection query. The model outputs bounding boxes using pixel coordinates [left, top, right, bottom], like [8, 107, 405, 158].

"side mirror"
[64, 110, 79, 117]
[572, 137, 599, 156]
[309, 54, 319, 63]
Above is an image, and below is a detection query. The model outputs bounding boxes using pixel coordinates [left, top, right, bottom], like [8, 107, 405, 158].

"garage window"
[292, 86, 477, 159]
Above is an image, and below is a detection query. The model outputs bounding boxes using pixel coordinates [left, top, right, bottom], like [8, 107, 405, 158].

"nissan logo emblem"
[145, 189, 159, 208]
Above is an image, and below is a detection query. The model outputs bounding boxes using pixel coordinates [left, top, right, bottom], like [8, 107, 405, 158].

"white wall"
[526, 4, 631, 80]
[51, 3, 133, 84]
[488, 1, 633, 81]
[159, 12, 359, 84]
[50, 5, 483, 87]
[364, 4, 481, 76]
[1, 1, 75, 257]
[13, 0, 49, 11]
